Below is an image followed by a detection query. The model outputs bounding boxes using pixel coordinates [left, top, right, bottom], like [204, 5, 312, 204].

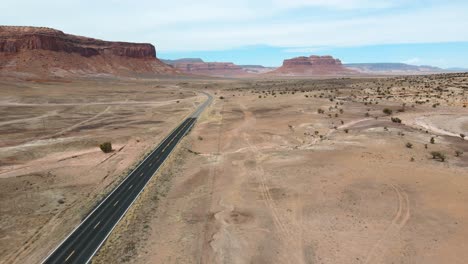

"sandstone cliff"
[270, 55, 356, 76]
[0, 26, 177, 78]
[162, 58, 251, 77]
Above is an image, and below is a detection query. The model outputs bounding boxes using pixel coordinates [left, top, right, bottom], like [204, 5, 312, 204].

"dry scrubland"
[0, 78, 202, 263]
[1, 73, 468, 264]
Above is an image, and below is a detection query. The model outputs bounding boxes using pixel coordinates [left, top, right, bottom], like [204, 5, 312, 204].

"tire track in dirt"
[0, 110, 59, 126]
[240, 104, 304, 264]
[46, 106, 111, 138]
[364, 184, 411, 264]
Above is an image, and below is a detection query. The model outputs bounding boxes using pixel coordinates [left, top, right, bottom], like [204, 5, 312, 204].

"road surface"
[42, 92, 212, 264]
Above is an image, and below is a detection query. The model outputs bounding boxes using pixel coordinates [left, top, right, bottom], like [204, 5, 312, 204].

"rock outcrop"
[238, 65, 276, 74]
[270, 55, 356, 76]
[0, 26, 177, 78]
[162, 58, 251, 77]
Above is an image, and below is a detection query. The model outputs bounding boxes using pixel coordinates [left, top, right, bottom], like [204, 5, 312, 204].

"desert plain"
[1, 73, 468, 264]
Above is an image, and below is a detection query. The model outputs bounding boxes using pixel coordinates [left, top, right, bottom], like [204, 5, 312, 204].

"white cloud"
[271, 0, 401, 10]
[152, 3, 468, 51]
[282, 47, 327, 53]
[2, 0, 468, 52]
[402, 57, 421, 65]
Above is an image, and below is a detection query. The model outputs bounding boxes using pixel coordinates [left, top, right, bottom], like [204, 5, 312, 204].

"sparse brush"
[383, 108, 393, 115]
[99, 142, 113, 153]
[430, 151, 446, 162]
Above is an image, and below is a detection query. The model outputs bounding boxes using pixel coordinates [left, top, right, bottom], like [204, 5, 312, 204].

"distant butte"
[0, 26, 178, 78]
[163, 58, 253, 77]
[269, 55, 356, 76]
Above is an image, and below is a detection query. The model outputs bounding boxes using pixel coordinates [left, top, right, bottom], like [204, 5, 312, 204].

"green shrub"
[99, 142, 113, 153]
[383, 108, 393, 115]
[430, 151, 446, 162]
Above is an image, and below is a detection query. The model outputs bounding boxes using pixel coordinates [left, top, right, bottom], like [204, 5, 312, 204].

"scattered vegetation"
[99, 142, 113, 153]
[383, 108, 393, 115]
[430, 151, 446, 162]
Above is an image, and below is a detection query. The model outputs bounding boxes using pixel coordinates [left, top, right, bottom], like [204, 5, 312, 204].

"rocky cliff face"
[270, 55, 355, 76]
[0, 26, 177, 78]
[0, 26, 156, 58]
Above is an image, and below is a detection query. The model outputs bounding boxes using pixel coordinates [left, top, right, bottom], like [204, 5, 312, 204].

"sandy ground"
[2, 74, 468, 264]
[89, 74, 468, 264]
[0, 78, 201, 264]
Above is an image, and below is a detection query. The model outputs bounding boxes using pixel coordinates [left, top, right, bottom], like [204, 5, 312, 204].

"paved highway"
[42, 92, 212, 264]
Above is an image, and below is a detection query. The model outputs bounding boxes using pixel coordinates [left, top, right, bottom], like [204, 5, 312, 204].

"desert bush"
[391, 117, 402, 123]
[455, 150, 463, 157]
[460, 134, 466, 139]
[430, 137, 435, 144]
[383, 108, 393, 115]
[99, 142, 113, 153]
[317, 108, 324, 114]
[344, 129, 349, 133]
[198, 136, 203, 140]
[219, 96, 225, 99]
[430, 151, 446, 162]
[406, 142, 413, 148]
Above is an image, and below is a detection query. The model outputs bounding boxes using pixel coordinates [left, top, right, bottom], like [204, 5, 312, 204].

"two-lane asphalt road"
[42, 93, 212, 264]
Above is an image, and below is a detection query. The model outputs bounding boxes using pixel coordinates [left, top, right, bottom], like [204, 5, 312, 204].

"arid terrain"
[1, 73, 468, 264]
[0, 77, 204, 263]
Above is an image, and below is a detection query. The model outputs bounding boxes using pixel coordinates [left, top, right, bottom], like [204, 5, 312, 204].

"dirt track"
[2, 75, 468, 264]
[92, 76, 468, 264]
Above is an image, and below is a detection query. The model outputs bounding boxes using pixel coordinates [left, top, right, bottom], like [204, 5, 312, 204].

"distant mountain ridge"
[344, 63, 445, 74]
[161, 58, 249, 77]
[161, 58, 204, 64]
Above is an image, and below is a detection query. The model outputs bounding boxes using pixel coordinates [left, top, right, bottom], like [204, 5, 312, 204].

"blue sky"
[3, 0, 468, 68]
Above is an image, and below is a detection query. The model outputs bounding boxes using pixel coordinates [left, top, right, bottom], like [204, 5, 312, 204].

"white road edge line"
[84, 119, 199, 264]
[40, 92, 211, 264]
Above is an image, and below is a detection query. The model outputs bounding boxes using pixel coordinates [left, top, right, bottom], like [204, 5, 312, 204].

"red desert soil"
[0, 78, 204, 264]
[89, 75, 468, 264]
